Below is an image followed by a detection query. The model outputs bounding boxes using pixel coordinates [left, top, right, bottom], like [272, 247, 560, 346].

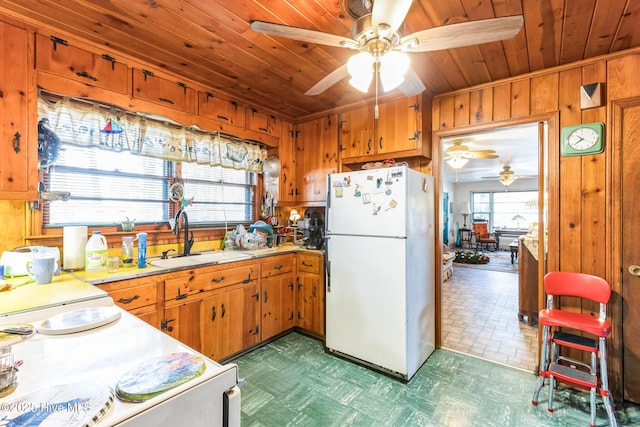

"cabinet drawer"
[297, 254, 322, 274]
[245, 108, 279, 136]
[198, 91, 244, 127]
[110, 283, 157, 311]
[35, 33, 128, 94]
[262, 255, 294, 278]
[132, 68, 196, 113]
[165, 263, 258, 301]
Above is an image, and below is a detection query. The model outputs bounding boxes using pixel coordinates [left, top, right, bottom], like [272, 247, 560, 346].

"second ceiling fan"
[482, 165, 537, 186]
[250, 0, 524, 97]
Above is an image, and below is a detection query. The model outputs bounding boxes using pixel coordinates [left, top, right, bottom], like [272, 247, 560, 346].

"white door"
[327, 168, 408, 237]
[326, 234, 407, 374]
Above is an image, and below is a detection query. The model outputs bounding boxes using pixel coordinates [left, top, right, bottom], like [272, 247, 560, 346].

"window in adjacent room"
[471, 190, 538, 231]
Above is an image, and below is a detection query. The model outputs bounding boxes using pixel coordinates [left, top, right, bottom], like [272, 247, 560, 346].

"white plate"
[38, 306, 121, 335]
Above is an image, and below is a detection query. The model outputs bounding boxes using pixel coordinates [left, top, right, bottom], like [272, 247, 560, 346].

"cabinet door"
[296, 254, 325, 337]
[201, 282, 260, 361]
[0, 22, 36, 199]
[35, 34, 128, 94]
[261, 274, 284, 340]
[261, 271, 296, 340]
[282, 274, 297, 331]
[278, 120, 298, 203]
[297, 273, 324, 337]
[246, 107, 279, 137]
[340, 106, 374, 158]
[132, 68, 196, 113]
[375, 96, 421, 154]
[162, 299, 203, 352]
[198, 91, 244, 127]
[296, 115, 338, 203]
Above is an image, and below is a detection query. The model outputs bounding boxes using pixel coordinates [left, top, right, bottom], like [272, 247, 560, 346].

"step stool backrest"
[544, 271, 611, 321]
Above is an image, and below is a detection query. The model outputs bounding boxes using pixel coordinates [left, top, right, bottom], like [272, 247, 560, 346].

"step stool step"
[552, 331, 597, 352]
[549, 362, 597, 387]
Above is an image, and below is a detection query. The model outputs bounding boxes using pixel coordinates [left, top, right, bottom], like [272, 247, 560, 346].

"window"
[39, 93, 264, 229]
[471, 190, 538, 231]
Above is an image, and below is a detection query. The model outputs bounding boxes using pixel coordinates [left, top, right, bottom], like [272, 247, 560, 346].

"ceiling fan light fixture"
[380, 51, 409, 91]
[446, 156, 469, 170]
[347, 51, 374, 92]
[500, 176, 517, 186]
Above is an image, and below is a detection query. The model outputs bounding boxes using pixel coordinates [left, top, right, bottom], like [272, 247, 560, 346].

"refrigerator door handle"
[325, 237, 331, 293]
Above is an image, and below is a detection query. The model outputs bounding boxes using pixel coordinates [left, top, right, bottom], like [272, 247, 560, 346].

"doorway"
[438, 123, 544, 372]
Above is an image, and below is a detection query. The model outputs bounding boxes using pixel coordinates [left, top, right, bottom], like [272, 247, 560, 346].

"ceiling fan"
[444, 139, 498, 170]
[250, 0, 523, 97]
[482, 165, 536, 186]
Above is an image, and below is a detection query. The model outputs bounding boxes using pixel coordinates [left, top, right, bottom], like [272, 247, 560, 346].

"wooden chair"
[531, 271, 617, 427]
[472, 222, 497, 251]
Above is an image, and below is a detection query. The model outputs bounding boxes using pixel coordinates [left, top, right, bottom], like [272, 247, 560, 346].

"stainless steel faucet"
[174, 208, 194, 256]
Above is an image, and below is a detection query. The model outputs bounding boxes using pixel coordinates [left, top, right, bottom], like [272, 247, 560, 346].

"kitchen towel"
[63, 226, 87, 270]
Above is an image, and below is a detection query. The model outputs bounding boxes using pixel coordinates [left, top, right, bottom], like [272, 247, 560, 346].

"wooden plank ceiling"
[0, 0, 638, 120]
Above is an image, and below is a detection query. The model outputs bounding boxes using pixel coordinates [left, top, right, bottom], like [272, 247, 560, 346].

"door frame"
[611, 98, 640, 401]
[432, 113, 558, 368]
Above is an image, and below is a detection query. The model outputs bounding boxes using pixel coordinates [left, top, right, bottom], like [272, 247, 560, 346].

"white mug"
[26, 256, 56, 284]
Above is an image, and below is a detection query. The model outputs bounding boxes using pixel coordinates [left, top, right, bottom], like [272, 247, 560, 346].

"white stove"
[0, 294, 240, 426]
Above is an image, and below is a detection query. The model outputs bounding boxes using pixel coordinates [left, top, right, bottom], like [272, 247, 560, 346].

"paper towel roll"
[63, 226, 88, 270]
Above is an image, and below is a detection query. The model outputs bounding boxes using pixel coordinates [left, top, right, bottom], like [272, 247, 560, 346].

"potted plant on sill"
[121, 217, 136, 232]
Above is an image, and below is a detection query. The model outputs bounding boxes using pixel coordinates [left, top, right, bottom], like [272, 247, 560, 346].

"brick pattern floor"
[442, 262, 538, 373]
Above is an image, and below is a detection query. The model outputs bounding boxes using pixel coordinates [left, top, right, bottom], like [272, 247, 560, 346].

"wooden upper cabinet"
[375, 95, 421, 154]
[339, 95, 422, 163]
[132, 68, 196, 114]
[0, 22, 37, 200]
[296, 114, 339, 203]
[340, 105, 374, 158]
[198, 91, 245, 127]
[278, 120, 298, 204]
[35, 33, 128, 94]
[246, 107, 279, 137]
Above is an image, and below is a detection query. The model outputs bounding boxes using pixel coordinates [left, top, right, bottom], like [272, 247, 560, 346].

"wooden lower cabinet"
[163, 297, 203, 352]
[201, 282, 261, 361]
[261, 268, 296, 340]
[155, 252, 324, 359]
[296, 253, 325, 337]
[97, 275, 161, 328]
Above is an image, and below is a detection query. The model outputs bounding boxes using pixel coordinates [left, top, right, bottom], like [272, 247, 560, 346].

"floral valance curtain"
[37, 92, 267, 172]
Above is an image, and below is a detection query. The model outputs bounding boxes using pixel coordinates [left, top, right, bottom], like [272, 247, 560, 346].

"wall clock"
[561, 122, 605, 156]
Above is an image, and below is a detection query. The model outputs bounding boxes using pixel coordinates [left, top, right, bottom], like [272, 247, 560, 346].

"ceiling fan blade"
[401, 15, 524, 53]
[305, 64, 350, 96]
[470, 149, 497, 155]
[250, 20, 353, 49]
[372, 0, 413, 34]
[396, 66, 426, 96]
[473, 154, 500, 159]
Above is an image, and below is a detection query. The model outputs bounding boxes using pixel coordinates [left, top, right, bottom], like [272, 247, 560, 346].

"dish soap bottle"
[85, 231, 108, 272]
[136, 232, 147, 268]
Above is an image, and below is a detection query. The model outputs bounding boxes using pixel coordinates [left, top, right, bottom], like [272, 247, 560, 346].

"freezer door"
[327, 168, 407, 237]
[326, 234, 408, 375]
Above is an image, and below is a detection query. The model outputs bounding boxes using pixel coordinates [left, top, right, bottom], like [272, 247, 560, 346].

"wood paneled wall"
[431, 48, 640, 399]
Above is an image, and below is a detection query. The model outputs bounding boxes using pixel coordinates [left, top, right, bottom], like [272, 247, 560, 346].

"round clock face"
[567, 127, 599, 150]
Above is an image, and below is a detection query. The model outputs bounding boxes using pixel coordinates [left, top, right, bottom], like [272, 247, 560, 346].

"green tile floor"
[233, 332, 640, 426]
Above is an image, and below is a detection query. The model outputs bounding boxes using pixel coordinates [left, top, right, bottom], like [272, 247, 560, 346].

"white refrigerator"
[325, 165, 435, 380]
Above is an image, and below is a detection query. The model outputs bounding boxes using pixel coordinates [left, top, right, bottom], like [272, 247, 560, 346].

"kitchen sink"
[149, 251, 252, 268]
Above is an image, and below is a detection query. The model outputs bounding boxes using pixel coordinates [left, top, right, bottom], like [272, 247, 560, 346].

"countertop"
[0, 244, 322, 315]
[0, 273, 107, 316]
